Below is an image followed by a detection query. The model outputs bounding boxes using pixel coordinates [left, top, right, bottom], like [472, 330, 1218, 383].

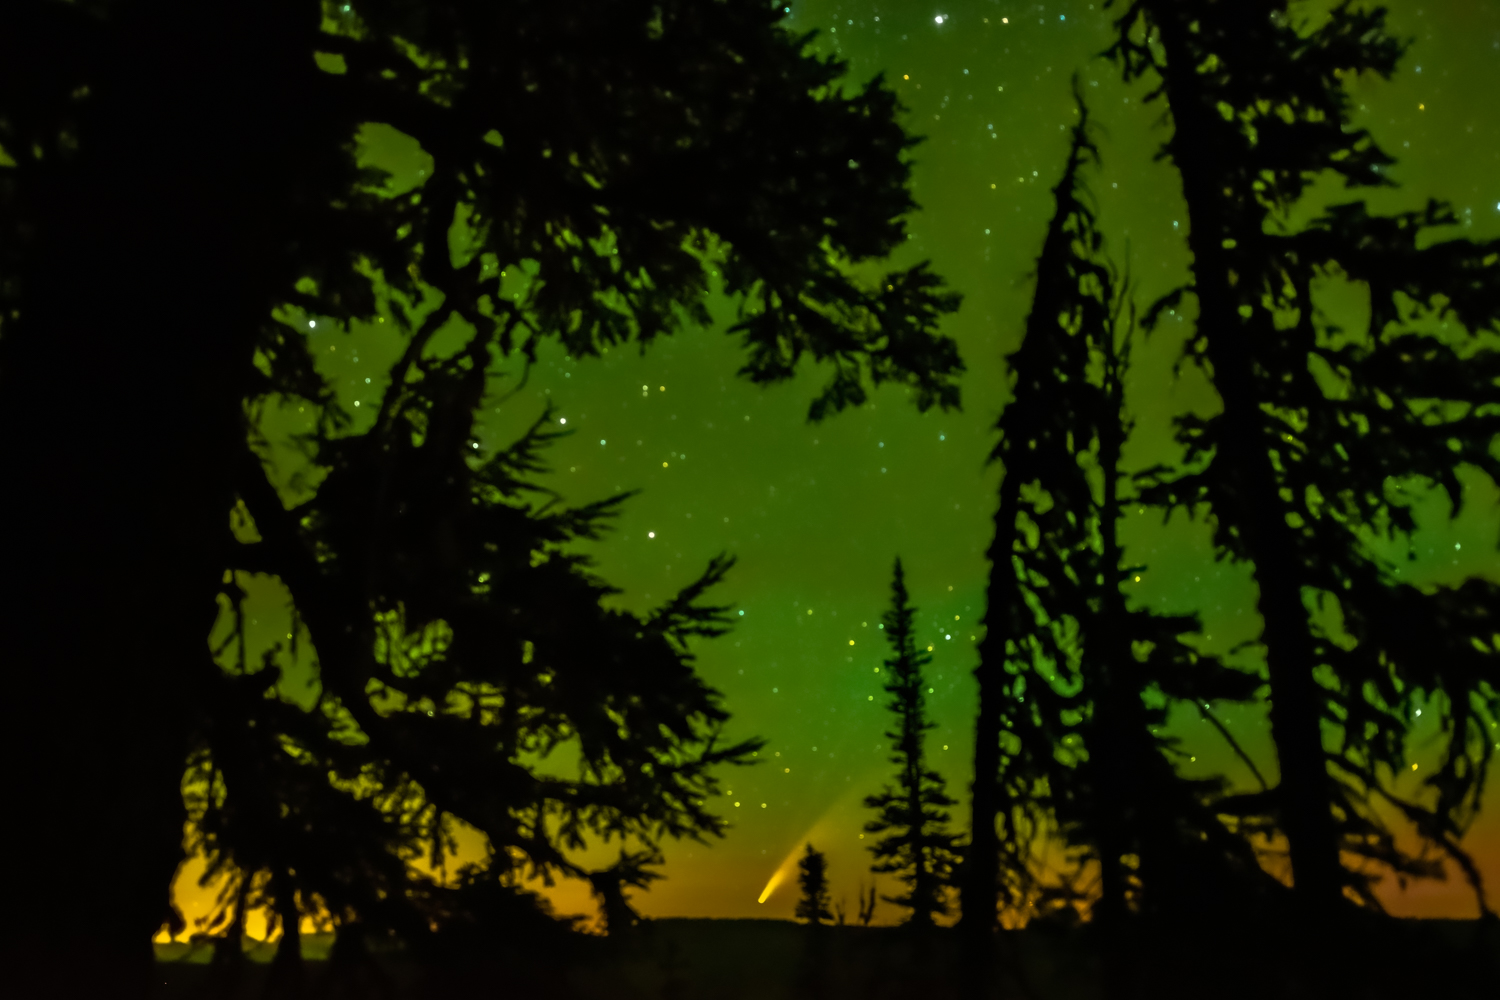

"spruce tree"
[0, 3, 965, 994]
[795, 843, 834, 925]
[1103, 0, 1500, 916]
[863, 558, 961, 929]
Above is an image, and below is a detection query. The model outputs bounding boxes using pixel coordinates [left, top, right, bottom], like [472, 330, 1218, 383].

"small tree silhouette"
[795, 843, 833, 925]
[864, 559, 961, 928]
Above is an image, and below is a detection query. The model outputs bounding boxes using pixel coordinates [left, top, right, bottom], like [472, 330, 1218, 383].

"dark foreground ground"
[153, 915, 1500, 1000]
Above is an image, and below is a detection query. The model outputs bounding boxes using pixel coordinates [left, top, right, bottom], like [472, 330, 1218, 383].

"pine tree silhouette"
[1103, 0, 1500, 920]
[960, 86, 1128, 995]
[795, 843, 834, 925]
[864, 558, 962, 929]
[192, 411, 762, 983]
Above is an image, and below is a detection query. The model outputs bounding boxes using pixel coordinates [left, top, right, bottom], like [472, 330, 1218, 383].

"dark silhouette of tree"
[960, 91, 1276, 999]
[1103, 0, 1500, 920]
[585, 847, 663, 941]
[795, 843, 834, 925]
[195, 408, 761, 984]
[960, 89, 1123, 995]
[0, 2, 963, 996]
[1072, 304, 1289, 1000]
[863, 558, 961, 929]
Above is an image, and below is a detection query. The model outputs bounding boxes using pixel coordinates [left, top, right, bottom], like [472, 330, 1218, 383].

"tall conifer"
[863, 558, 961, 928]
[961, 92, 1274, 997]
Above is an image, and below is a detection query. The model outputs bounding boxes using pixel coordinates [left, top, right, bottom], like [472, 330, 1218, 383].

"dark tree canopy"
[197, 401, 762, 974]
[1105, 0, 1500, 916]
[268, 0, 965, 423]
[863, 557, 961, 929]
[0, 2, 964, 997]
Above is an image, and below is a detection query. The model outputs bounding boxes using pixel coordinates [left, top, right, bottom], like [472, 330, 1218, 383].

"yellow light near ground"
[755, 804, 851, 906]
[757, 869, 785, 904]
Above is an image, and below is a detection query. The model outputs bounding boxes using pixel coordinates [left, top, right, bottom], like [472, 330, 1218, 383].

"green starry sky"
[178, 0, 1500, 934]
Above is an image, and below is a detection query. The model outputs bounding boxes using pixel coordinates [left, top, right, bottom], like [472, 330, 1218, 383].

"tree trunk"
[960, 466, 1026, 999]
[1149, 6, 1346, 913]
[266, 868, 307, 1000]
[1092, 356, 1136, 1000]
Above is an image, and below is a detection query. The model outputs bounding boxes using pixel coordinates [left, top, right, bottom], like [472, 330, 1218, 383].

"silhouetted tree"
[795, 843, 834, 925]
[1001, 109, 1279, 927]
[265, 865, 309, 1000]
[1049, 165, 1290, 1000]
[864, 558, 961, 929]
[961, 90, 1126, 994]
[195, 410, 762, 978]
[585, 847, 663, 941]
[0, 2, 963, 996]
[960, 91, 1275, 998]
[1071, 294, 1283, 933]
[1105, 0, 1500, 918]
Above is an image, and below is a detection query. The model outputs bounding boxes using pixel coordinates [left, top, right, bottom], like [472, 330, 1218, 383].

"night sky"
[169, 0, 1500, 937]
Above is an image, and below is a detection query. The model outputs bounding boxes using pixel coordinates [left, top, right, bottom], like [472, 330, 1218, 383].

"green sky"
[174, 0, 1500, 935]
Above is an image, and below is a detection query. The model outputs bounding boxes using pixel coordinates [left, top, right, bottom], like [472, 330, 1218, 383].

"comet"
[755, 801, 852, 905]
[757, 869, 787, 904]
[756, 845, 804, 905]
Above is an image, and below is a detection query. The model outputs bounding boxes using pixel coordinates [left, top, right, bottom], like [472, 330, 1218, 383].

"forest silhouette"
[2, 1, 1498, 999]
